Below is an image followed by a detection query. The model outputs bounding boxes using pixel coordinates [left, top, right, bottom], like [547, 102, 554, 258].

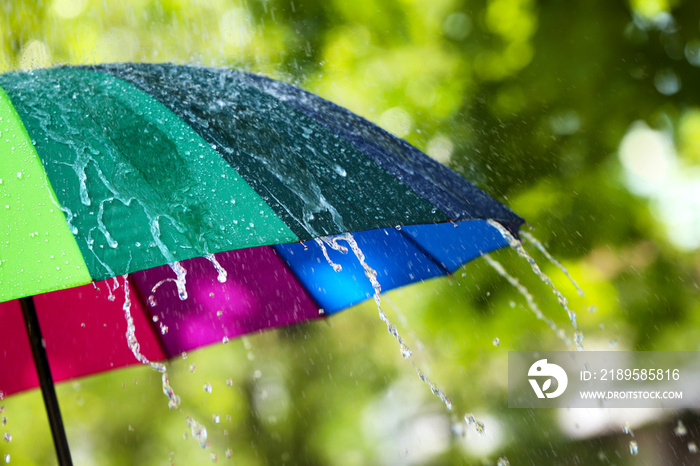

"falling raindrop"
[213, 414, 220, 423]
[186, 416, 209, 449]
[623, 421, 634, 436]
[464, 413, 485, 435]
[4, 454, 9, 463]
[492, 337, 500, 347]
[689, 442, 698, 454]
[674, 420, 687, 437]
[629, 440, 639, 455]
[2, 433, 10, 442]
[497, 457, 510, 466]
[204, 383, 213, 393]
[190, 364, 196, 373]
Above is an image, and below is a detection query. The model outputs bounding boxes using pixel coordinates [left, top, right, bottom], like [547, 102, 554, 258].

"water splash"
[464, 413, 485, 435]
[186, 416, 209, 449]
[629, 440, 639, 455]
[315, 238, 342, 272]
[121, 275, 180, 410]
[623, 421, 634, 436]
[483, 255, 572, 347]
[322, 233, 411, 358]
[521, 231, 585, 297]
[148, 261, 189, 305]
[321, 233, 455, 411]
[623, 421, 638, 455]
[415, 368, 452, 410]
[487, 220, 583, 350]
[204, 254, 228, 283]
[674, 420, 687, 437]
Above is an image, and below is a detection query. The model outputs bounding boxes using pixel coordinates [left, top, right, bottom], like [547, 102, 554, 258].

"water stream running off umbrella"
[483, 254, 571, 347]
[116, 222, 589, 455]
[121, 273, 213, 450]
[318, 233, 453, 411]
[487, 220, 585, 351]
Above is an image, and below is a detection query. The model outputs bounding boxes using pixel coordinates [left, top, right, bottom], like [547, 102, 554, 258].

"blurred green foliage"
[1, 0, 700, 464]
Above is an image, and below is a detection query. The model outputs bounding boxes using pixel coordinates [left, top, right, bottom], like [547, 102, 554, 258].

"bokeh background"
[2, 0, 700, 464]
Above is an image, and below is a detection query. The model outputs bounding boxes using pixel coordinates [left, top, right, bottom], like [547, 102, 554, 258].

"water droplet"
[181, 352, 187, 359]
[497, 457, 510, 466]
[674, 420, 687, 437]
[225, 449, 232, 458]
[226, 378, 233, 386]
[5, 453, 9, 463]
[222, 336, 229, 344]
[152, 315, 159, 322]
[623, 421, 633, 436]
[80, 323, 85, 328]
[629, 440, 638, 455]
[210, 453, 218, 462]
[3, 433, 11, 443]
[159, 323, 168, 335]
[465, 413, 485, 435]
[609, 338, 618, 348]
[216, 310, 223, 317]
[203, 383, 213, 393]
[15, 172, 21, 179]
[189, 364, 196, 373]
[213, 414, 220, 423]
[186, 416, 209, 449]
[492, 337, 500, 347]
[689, 442, 698, 454]
[128, 424, 134, 432]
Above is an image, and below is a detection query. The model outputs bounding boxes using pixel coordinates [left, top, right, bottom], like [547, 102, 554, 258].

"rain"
[1, 0, 700, 465]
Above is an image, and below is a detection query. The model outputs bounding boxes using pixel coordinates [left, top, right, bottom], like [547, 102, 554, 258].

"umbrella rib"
[396, 226, 453, 276]
[269, 244, 329, 317]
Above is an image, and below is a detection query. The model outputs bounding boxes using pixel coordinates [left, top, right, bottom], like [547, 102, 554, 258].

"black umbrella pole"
[19, 296, 73, 466]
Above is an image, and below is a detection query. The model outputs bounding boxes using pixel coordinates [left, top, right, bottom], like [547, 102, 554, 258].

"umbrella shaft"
[20, 296, 73, 466]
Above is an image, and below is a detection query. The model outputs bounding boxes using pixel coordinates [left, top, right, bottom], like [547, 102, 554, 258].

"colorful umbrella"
[0, 64, 523, 465]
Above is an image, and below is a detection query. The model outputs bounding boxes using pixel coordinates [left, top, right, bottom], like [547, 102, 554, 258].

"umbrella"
[0, 63, 523, 465]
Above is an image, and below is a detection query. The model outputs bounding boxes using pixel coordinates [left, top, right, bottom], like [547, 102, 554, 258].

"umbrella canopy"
[0, 64, 522, 463]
